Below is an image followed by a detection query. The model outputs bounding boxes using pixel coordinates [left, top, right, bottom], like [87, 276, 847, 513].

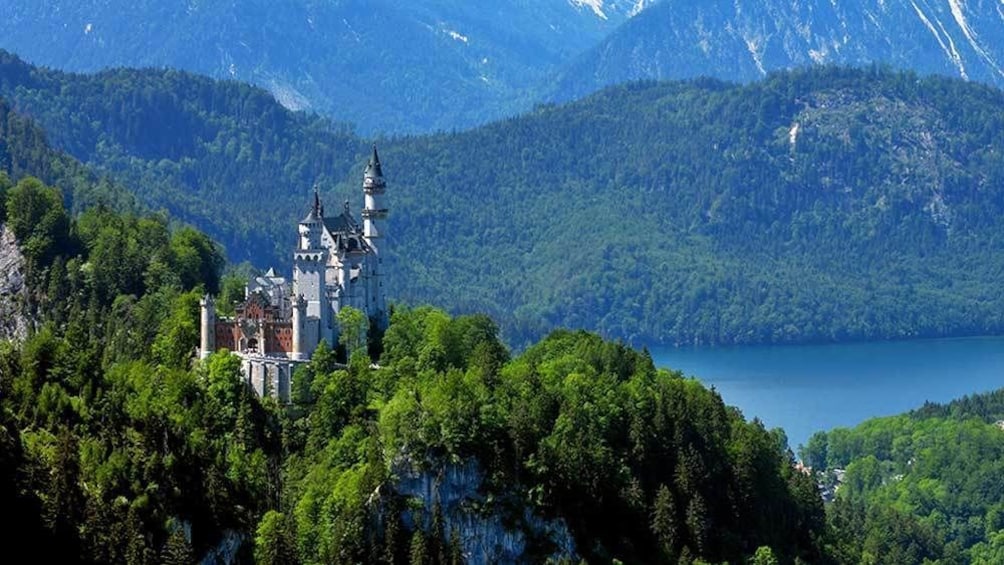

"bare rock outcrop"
[0, 223, 30, 342]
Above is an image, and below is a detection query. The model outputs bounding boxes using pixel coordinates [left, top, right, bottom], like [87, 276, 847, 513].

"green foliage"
[0, 182, 828, 563]
[169, 227, 224, 295]
[4, 55, 1004, 346]
[161, 527, 196, 565]
[0, 171, 280, 564]
[807, 389, 1004, 563]
[254, 511, 297, 565]
[337, 306, 369, 358]
[150, 291, 201, 369]
[0, 170, 11, 221]
[217, 272, 248, 317]
[5, 177, 72, 271]
[751, 546, 780, 565]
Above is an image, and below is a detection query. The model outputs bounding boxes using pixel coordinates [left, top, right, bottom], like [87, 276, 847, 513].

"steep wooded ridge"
[0, 147, 824, 562]
[3, 51, 1004, 346]
[550, 0, 1004, 102]
[0, 0, 639, 135]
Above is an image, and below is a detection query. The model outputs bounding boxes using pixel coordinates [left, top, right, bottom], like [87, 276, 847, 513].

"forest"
[0, 168, 825, 564]
[3, 51, 1004, 347]
[5, 71, 1004, 563]
[802, 390, 1004, 564]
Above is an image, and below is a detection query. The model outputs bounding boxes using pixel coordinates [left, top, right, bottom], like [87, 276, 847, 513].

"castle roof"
[322, 202, 361, 235]
[301, 208, 320, 224]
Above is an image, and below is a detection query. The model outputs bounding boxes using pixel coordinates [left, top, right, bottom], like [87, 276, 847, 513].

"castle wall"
[266, 322, 293, 354]
[215, 321, 240, 351]
[241, 356, 296, 403]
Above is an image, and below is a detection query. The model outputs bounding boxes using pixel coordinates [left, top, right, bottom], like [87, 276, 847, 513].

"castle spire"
[313, 183, 322, 217]
[364, 144, 384, 183]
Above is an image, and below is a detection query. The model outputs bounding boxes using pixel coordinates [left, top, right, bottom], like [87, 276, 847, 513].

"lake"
[648, 336, 1004, 452]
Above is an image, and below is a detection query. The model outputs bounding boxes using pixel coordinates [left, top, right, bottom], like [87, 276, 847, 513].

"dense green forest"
[3, 51, 1004, 347]
[0, 169, 826, 563]
[802, 390, 1004, 564]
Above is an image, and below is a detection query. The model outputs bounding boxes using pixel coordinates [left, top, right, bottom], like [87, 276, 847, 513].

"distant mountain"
[550, 0, 1004, 101]
[4, 52, 1004, 347]
[0, 0, 650, 134]
[9, 0, 1004, 136]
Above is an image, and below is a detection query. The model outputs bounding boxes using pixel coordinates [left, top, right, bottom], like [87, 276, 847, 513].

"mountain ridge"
[550, 0, 1004, 102]
[3, 52, 1004, 347]
[0, 0, 644, 134]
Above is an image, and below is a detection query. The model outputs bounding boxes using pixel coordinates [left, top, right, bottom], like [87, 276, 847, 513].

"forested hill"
[4, 50, 1004, 346]
[0, 159, 825, 561]
[0, 94, 135, 215]
[802, 388, 1004, 563]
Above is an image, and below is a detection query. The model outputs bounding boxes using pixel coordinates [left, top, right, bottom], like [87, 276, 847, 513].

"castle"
[198, 146, 389, 401]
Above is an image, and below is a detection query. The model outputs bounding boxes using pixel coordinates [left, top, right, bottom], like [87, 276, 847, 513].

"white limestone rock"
[0, 224, 29, 343]
[393, 457, 577, 564]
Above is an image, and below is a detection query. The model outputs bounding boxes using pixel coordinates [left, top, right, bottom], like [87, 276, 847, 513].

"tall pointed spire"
[364, 144, 384, 182]
[312, 183, 322, 216]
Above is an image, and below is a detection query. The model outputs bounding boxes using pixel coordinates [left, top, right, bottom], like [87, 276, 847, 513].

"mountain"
[550, 0, 1004, 102]
[4, 51, 1004, 347]
[9, 1, 1004, 137]
[0, 0, 650, 135]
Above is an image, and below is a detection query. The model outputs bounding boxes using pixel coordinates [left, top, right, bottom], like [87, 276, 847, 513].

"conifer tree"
[409, 529, 429, 565]
[651, 484, 679, 561]
[161, 526, 196, 565]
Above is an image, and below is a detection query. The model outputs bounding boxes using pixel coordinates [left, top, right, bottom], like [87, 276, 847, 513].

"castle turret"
[362, 145, 388, 243]
[299, 185, 324, 251]
[199, 294, 215, 360]
[291, 294, 307, 361]
[294, 185, 329, 314]
[361, 145, 389, 329]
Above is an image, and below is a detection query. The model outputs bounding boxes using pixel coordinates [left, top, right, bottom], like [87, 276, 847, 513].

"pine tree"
[651, 484, 679, 561]
[409, 530, 429, 565]
[448, 528, 464, 565]
[254, 511, 298, 565]
[685, 494, 710, 557]
[46, 426, 83, 561]
[430, 501, 447, 564]
[161, 526, 196, 565]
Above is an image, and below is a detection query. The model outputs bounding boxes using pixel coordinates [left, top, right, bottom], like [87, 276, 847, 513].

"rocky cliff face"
[394, 458, 576, 564]
[0, 224, 30, 343]
[551, 0, 1004, 101]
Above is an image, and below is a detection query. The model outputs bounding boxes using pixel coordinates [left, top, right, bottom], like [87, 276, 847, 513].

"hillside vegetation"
[4, 52, 1004, 346]
[803, 390, 1004, 564]
[0, 166, 826, 563]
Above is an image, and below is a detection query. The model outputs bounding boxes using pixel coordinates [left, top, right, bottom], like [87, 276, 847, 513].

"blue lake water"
[648, 336, 1004, 452]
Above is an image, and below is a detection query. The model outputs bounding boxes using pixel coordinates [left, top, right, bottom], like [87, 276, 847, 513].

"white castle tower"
[291, 187, 331, 358]
[199, 294, 215, 360]
[362, 145, 389, 329]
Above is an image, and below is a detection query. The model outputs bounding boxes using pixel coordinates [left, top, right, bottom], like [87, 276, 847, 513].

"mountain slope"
[4, 52, 1004, 346]
[0, 0, 646, 134]
[551, 0, 1004, 102]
